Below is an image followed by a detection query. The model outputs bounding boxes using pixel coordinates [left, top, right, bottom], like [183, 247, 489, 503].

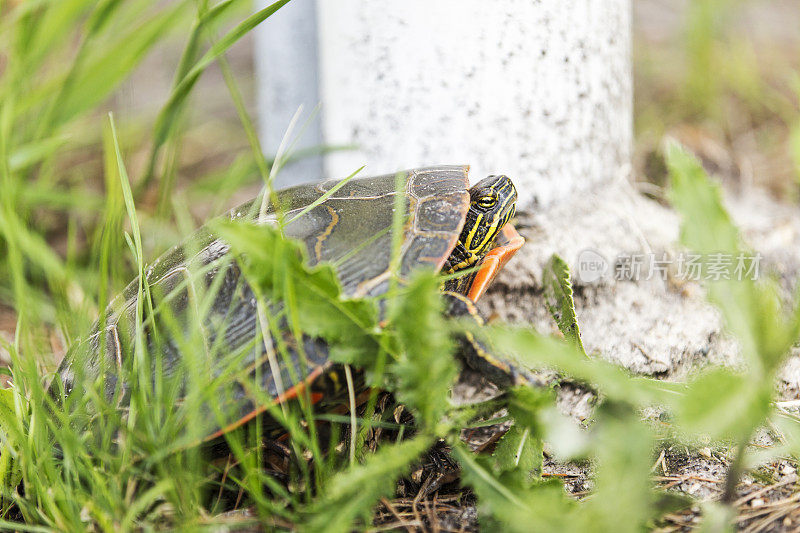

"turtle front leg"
[443, 292, 540, 388]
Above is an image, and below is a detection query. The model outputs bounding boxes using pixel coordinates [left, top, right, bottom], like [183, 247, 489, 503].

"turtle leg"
[443, 292, 540, 388]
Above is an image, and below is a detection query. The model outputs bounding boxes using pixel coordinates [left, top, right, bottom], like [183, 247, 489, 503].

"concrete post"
[254, 0, 324, 187]
[256, 0, 632, 207]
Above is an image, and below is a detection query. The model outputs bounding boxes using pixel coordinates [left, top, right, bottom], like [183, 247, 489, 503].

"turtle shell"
[54, 166, 482, 440]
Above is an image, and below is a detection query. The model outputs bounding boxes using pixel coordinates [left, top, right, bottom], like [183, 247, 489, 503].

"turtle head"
[459, 174, 517, 260]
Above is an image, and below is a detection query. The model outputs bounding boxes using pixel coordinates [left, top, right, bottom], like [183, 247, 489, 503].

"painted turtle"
[53, 165, 527, 443]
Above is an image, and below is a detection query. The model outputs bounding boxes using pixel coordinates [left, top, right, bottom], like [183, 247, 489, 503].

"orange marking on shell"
[468, 224, 525, 302]
[314, 205, 339, 261]
[204, 364, 328, 442]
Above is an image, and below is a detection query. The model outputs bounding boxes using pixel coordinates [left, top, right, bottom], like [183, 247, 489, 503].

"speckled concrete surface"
[316, 0, 632, 210]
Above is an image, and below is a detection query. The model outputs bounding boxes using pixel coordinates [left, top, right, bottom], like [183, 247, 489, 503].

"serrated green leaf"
[490, 386, 549, 486]
[585, 402, 656, 533]
[303, 435, 433, 533]
[666, 141, 800, 377]
[666, 141, 800, 522]
[484, 325, 682, 407]
[491, 424, 542, 487]
[211, 220, 381, 365]
[543, 254, 586, 356]
[388, 273, 457, 429]
[674, 368, 771, 441]
[454, 441, 577, 532]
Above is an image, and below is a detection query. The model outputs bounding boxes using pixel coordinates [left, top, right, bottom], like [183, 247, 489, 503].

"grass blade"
[145, 0, 290, 188]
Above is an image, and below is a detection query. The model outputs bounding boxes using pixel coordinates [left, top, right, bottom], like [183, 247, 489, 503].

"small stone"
[699, 447, 712, 459]
[781, 464, 796, 476]
[750, 498, 765, 508]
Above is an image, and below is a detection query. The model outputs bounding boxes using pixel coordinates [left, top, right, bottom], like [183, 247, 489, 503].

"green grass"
[2, 0, 800, 530]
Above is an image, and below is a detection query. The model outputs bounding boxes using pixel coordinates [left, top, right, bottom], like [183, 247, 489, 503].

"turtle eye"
[477, 196, 497, 209]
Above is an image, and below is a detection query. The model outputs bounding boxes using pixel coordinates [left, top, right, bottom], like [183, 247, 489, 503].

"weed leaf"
[543, 254, 586, 356]
[304, 435, 433, 533]
[388, 273, 457, 429]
